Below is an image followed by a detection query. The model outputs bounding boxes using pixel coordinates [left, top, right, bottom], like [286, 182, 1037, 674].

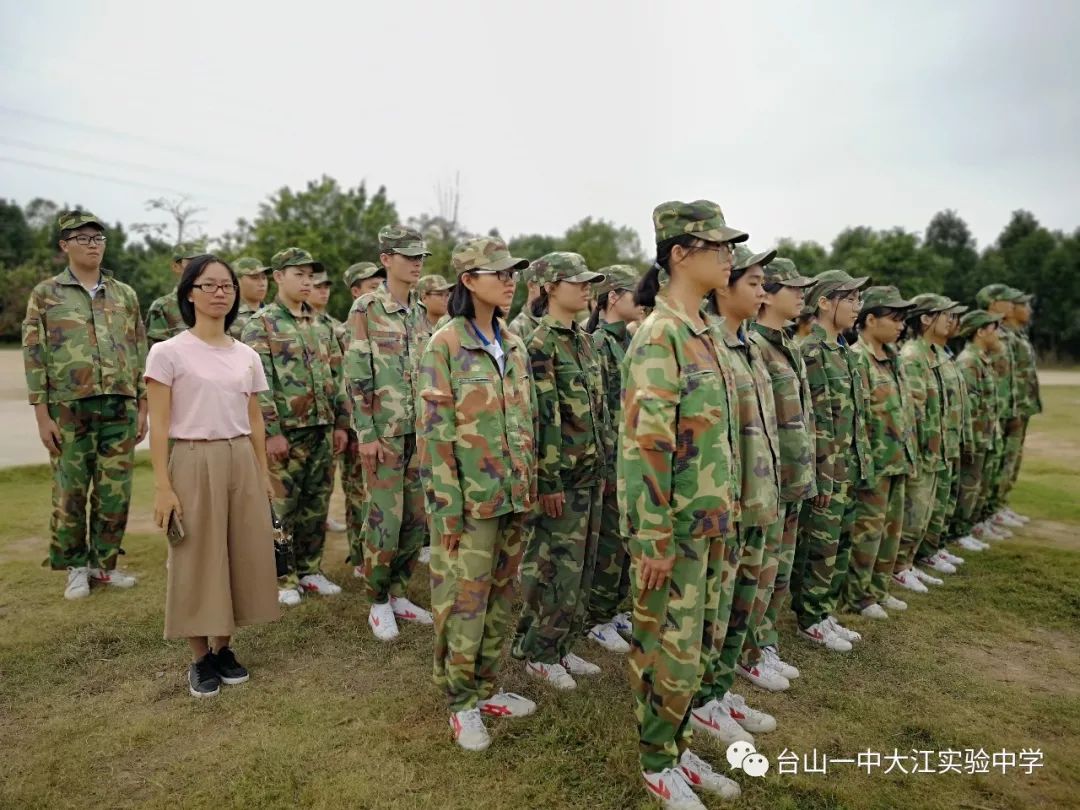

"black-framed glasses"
[469, 269, 518, 283]
[193, 282, 237, 294]
[66, 234, 107, 246]
[696, 242, 737, 260]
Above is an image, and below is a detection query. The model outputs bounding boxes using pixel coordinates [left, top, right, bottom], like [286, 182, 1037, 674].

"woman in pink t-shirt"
[145, 255, 280, 699]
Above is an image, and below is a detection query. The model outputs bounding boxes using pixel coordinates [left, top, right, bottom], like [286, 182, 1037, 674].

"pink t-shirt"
[145, 330, 269, 440]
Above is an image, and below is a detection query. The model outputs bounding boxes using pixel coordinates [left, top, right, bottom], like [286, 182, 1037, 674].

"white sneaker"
[860, 603, 889, 620]
[64, 566, 90, 600]
[892, 570, 929, 593]
[369, 602, 400, 641]
[561, 652, 601, 676]
[525, 661, 576, 690]
[588, 622, 631, 653]
[325, 517, 347, 533]
[352, 565, 364, 579]
[724, 691, 777, 734]
[89, 567, 137, 588]
[390, 595, 434, 625]
[982, 521, 1010, 540]
[449, 708, 490, 752]
[679, 749, 741, 800]
[611, 611, 633, 637]
[911, 567, 944, 586]
[277, 586, 302, 607]
[957, 536, 984, 552]
[642, 768, 706, 810]
[763, 646, 800, 679]
[938, 549, 965, 566]
[921, 555, 956, 575]
[418, 546, 432, 565]
[994, 511, 1024, 529]
[478, 691, 536, 718]
[737, 660, 790, 692]
[1004, 508, 1030, 524]
[882, 594, 908, 611]
[298, 573, 342, 595]
[990, 519, 1014, 538]
[690, 698, 754, 744]
[826, 615, 862, 643]
[800, 620, 852, 652]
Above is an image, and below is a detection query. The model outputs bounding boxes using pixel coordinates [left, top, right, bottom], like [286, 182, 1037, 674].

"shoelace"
[458, 709, 485, 734]
[195, 657, 217, 683]
[654, 768, 696, 802]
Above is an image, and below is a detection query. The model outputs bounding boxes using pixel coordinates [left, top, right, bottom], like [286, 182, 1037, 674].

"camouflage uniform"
[418, 237, 536, 711]
[1003, 291, 1041, 494]
[975, 285, 1020, 516]
[345, 226, 431, 603]
[845, 287, 918, 611]
[622, 200, 745, 775]
[146, 243, 203, 344]
[22, 210, 146, 571]
[740, 257, 817, 666]
[586, 265, 642, 627]
[507, 264, 542, 340]
[242, 248, 348, 584]
[792, 271, 873, 630]
[512, 252, 609, 665]
[230, 257, 271, 340]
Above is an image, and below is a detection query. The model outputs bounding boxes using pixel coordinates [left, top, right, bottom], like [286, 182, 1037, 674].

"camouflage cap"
[764, 257, 815, 288]
[975, 283, 1024, 308]
[451, 236, 529, 275]
[594, 265, 641, 297]
[652, 200, 749, 246]
[733, 245, 777, 272]
[861, 285, 916, 311]
[959, 309, 1004, 336]
[311, 269, 331, 285]
[910, 292, 968, 317]
[233, 256, 270, 277]
[270, 246, 324, 273]
[378, 224, 430, 257]
[58, 209, 105, 232]
[531, 252, 605, 286]
[805, 269, 871, 309]
[344, 262, 382, 287]
[416, 274, 454, 296]
[172, 242, 206, 262]
[1009, 286, 1034, 304]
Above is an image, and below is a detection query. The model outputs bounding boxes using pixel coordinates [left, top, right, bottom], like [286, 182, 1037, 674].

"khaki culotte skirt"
[164, 437, 281, 639]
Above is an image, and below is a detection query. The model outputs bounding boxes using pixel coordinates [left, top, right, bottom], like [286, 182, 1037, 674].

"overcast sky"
[2, 0, 1078, 259]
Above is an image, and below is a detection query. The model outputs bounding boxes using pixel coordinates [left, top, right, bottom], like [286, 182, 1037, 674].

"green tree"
[560, 217, 645, 271]
[774, 238, 829, 276]
[0, 199, 34, 267]
[925, 209, 979, 302]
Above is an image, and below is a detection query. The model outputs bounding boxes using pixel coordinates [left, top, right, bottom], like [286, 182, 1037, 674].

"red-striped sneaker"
[477, 691, 536, 718]
[449, 708, 490, 752]
[679, 749, 741, 800]
[642, 768, 705, 810]
[390, 596, 433, 625]
[89, 568, 137, 588]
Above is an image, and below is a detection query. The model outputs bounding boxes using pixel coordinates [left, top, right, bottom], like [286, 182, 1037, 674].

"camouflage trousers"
[742, 500, 802, 663]
[997, 418, 1025, 505]
[919, 459, 959, 560]
[844, 474, 906, 612]
[792, 481, 856, 630]
[630, 532, 738, 774]
[362, 433, 426, 603]
[270, 425, 333, 584]
[342, 434, 368, 566]
[953, 450, 988, 537]
[895, 469, 939, 572]
[431, 512, 525, 712]
[1009, 417, 1030, 489]
[47, 395, 137, 570]
[699, 525, 764, 703]
[587, 480, 630, 626]
[512, 484, 602, 665]
[979, 438, 1006, 520]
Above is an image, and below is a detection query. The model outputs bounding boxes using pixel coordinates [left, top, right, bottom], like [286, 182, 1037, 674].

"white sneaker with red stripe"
[892, 570, 929, 593]
[920, 555, 955, 575]
[89, 568, 137, 588]
[390, 596, 433, 625]
[990, 518, 1014, 538]
[938, 548, 965, 566]
[679, 749, 741, 800]
[882, 594, 908, 612]
[368, 601, 399, 641]
[525, 661, 576, 690]
[737, 660, 790, 692]
[449, 708, 490, 752]
[561, 652, 601, 676]
[957, 535, 986, 552]
[477, 691, 536, 718]
[64, 566, 90, 600]
[299, 573, 342, 595]
[690, 698, 754, 744]
[1003, 508, 1030, 524]
[911, 567, 944, 586]
[353, 565, 364, 579]
[994, 510, 1024, 529]
[826, 616, 862, 643]
[799, 620, 852, 651]
[724, 691, 777, 734]
[763, 646, 800, 679]
[642, 768, 705, 810]
[860, 603, 889, 620]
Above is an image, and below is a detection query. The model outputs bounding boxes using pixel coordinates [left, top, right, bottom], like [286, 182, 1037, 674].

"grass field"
[1, 389, 1078, 810]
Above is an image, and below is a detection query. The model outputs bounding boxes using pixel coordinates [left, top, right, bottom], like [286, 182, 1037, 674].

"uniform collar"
[654, 294, 711, 336]
[541, 313, 582, 334]
[271, 298, 314, 322]
[600, 319, 628, 341]
[452, 315, 519, 354]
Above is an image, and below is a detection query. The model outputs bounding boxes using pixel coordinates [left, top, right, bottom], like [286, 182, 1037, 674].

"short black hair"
[448, 274, 504, 321]
[178, 254, 241, 330]
[59, 223, 105, 241]
[856, 305, 893, 331]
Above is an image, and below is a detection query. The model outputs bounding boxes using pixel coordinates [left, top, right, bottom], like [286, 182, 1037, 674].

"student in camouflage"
[999, 287, 1038, 524]
[416, 274, 453, 345]
[583, 264, 643, 654]
[791, 269, 872, 653]
[242, 248, 349, 606]
[511, 252, 609, 689]
[844, 286, 918, 620]
[621, 200, 746, 809]
[739, 257, 816, 684]
[507, 263, 543, 339]
[147, 243, 204, 344]
[346, 225, 434, 640]
[229, 257, 271, 340]
[417, 236, 538, 752]
[22, 209, 148, 599]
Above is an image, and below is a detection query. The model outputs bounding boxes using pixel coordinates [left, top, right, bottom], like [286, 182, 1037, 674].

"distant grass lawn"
[1, 391, 1078, 810]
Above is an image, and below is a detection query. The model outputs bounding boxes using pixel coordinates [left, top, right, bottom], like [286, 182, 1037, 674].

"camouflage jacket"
[749, 323, 817, 503]
[592, 319, 631, 477]
[1004, 326, 1041, 417]
[851, 341, 917, 482]
[957, 344, 1001, 452]
[229, 302, 260, 340]
[528, 315, 608, 493]
[988, 331, 1017, 421]
[146, 287, 185, 344]
[799, 325, 873, 496]
[345, 284, 424, 443]
[241, 300, 348, 436]
[618, 296, 740, 559]
[417, 317, 538, 536]
[936, 345, 972, 460]
[899, 337, 946, 474]
[718, 323, 781, 528]
[507, 307, 541, 340]
[23, 268, 147, 405]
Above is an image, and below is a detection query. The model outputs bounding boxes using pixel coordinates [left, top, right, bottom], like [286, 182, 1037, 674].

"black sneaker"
[211, 647, 250, 685]
[189, 654, 221, 698]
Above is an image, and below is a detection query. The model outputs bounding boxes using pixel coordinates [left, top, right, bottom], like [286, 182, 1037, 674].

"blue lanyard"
[469, 319, 502, 349]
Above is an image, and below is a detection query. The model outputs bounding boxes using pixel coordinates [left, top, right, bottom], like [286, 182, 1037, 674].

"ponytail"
[585, 291, 610, 333]
[531, 288, 550, 318]
[636, 234, 702, 308]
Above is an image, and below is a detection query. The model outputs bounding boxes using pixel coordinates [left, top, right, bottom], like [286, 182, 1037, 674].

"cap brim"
[563, 271, 606, 284]
[778, 276, 817, 288]
[948, 304, 970, 315]
[239, 267, 272, 276]
[488, 255, 530, 273]
[394, 248, 432, 258]
[837, 276, 871, 291]
[697, 226, 749, 244]
[736, 248, 778, 271]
